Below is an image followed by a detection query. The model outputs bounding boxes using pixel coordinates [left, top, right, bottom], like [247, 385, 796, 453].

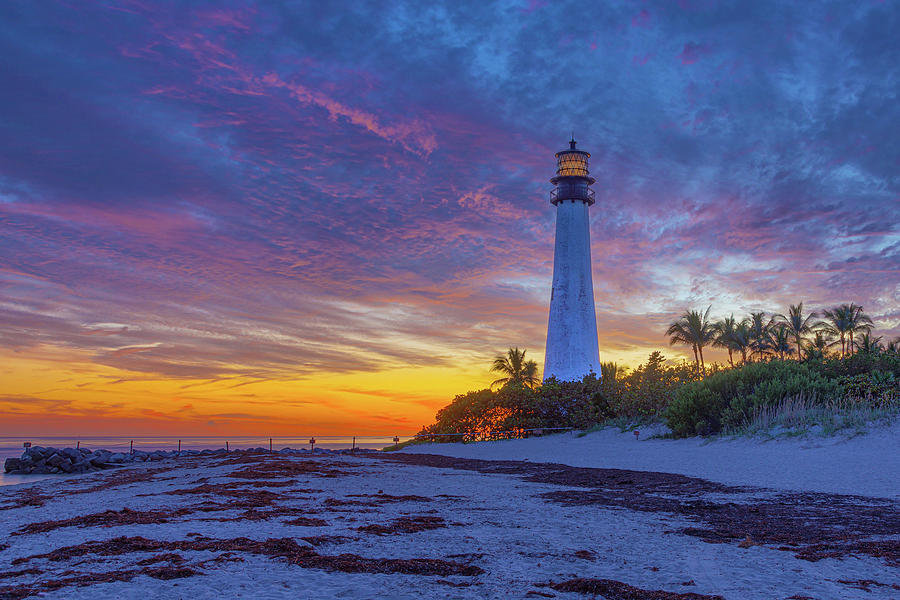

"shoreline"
[0, 438, 897, 598]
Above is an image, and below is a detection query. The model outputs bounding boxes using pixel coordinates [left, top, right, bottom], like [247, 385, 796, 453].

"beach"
[1, 428, 898, 599]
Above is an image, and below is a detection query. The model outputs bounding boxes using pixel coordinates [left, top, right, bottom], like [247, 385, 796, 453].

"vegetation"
[418, 350, 698, 441]
[417, 302, 899, 441]
[489, 347, 539, 389]
[665, 306, 715, 374]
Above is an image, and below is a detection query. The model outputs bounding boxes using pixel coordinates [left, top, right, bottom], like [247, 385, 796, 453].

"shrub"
[419, 352, 900, 441]
[665, 360, 840, 437]
[609, 351, 696, 418]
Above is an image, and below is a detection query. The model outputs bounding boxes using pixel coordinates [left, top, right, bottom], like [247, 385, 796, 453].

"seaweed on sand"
[384, 453, 900, 566]
[357, 516, 446, 535]
[13, 535, 484, 577]
[0, 565, 198, 600]
[550, 578, 725, 599]
[13, 507, 194, 535]
[226, 459, 353, 479]
[283, 516, 328, 527]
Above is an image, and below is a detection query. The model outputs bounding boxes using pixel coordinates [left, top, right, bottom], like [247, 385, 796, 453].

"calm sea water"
[0, 435, 409, 487]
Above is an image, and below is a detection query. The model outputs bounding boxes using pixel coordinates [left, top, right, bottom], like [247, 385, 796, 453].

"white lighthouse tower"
[543, 138, 600, 382]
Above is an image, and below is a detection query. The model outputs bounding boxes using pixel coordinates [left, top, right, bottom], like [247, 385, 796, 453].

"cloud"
[0, 0, 896, 397]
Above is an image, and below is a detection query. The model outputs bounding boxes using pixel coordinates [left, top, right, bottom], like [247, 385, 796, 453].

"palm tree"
[770, 324, 795, 360]
[747, 311, 774, 360]
[666, 306, 716, 374]
[490, 347, 540, 389]
[732, 320, 751, 364]
[853, 333, 883, 354]
[845, 303, 874, 355]
[777, 303, 818, 360]
[819, 305, 851, 357]
[713, 315, 741, 367]
[887, 338, 900, 354]
[821, 303, 873, 356]
[600, 361, 625, 382]
[804, 331, 831, 360]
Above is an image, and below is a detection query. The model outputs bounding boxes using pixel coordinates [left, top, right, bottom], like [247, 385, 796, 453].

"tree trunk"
[727, 348, 734, 367]
[698, 346, 706, 376]
[692, 344, 699, 373]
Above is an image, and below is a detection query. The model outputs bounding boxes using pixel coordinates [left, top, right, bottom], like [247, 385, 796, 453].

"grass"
[576, 415, 665, 437]
[726, 395, 900, 439]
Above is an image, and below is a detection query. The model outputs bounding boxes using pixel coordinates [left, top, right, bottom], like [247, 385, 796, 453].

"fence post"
[130, 440, 133, 454]
[309, 437, 315, 452]
[352, 436, 356, 452]
[269, 438, 273, 452]
[178, 440, 181, 453]
[226, 441, 229, 452]
[76, 441, 80, 449]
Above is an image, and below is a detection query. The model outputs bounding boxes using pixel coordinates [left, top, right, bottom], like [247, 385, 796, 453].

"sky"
[1, 0, 898, 437]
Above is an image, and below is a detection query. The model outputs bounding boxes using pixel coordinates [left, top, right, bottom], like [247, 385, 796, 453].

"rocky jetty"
[4, 446, 174, 475]
[4, 445, 376, 475]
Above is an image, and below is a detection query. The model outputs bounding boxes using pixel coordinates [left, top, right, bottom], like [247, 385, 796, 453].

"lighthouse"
[543, 138, 600, 382]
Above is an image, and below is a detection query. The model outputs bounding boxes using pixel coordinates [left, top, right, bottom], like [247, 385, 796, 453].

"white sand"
[0, 436, 897, 599]
[402, 422, 900, 499]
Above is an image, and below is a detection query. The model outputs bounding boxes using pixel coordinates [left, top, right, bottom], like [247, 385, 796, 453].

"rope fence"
[4, 429, 577, 458]
[411, 427, 574, 444]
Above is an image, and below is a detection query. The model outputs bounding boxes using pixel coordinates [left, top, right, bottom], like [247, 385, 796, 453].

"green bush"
[609, 351, 696, 417]
[666, 360, 840, 437]
[419, 352, 900, 441]
[838, 371, 898, 405]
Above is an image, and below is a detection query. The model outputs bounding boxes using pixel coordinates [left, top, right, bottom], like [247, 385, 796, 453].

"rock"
[109, 453, 127, 463]
[26, 446, 47, 458]
[4, 458, 21, 473]
[61, 448, 81, 461]
[47, 453, 74, 473]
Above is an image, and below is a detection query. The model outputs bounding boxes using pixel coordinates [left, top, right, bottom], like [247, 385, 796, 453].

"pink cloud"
[631, 9, 651, 28]
[261, 73, 437, 157]
[676, 41, 712, 65]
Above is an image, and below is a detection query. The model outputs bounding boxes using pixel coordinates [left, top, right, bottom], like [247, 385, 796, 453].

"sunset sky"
[2, 1, 898, 436]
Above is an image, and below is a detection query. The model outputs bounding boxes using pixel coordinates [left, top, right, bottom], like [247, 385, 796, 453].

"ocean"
[0, 435, 408, 487]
